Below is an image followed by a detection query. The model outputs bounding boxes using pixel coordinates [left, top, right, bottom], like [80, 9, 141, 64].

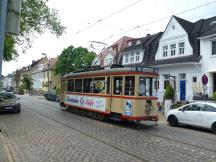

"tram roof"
[62, 66, 158, 79]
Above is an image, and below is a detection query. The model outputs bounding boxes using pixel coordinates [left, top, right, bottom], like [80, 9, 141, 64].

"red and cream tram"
[60, 66, 159, 122]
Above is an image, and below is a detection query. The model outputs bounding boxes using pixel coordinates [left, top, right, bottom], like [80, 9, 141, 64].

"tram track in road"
[23, 97, 216, 153]
[20, 97, 216, 161]
[22, 104, 148, 162]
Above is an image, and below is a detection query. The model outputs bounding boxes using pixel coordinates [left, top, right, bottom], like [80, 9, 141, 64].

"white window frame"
[135, 52, 140, 62]
[124, 54, 129, 64]
[212, 40, 216, 55]
[162, 45, 168, 57]
[170, 44, 176, 56]
[130, 52, 134, 62]
[179, 42, 185, 55]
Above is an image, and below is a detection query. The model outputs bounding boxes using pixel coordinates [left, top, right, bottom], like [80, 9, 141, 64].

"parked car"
[0, 91, 21, 113]
[166, 102, 216, 134]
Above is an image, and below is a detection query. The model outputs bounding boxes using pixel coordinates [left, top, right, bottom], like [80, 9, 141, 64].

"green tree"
[20, 75, 33, 92]
[4, 0, 66, 61]
[55, 46, 96, 76]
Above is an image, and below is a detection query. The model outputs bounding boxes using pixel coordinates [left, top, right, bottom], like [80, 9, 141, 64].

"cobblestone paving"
[0, 95, 216, 162]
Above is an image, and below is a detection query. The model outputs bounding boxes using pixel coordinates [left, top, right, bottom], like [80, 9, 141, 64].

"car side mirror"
[179, 108, 184, 112]
[17, 97, 20, 100]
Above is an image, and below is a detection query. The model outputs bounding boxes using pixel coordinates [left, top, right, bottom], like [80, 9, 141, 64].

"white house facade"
[153, 16, 204, 102]
[199, 29, 216, 97]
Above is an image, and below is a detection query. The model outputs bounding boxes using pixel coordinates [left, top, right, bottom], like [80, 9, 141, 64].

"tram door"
[110, 76, 123, 114]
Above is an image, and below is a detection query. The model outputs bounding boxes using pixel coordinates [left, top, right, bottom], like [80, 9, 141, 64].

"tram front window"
[113, 77, 123, 95]
[125, 76, 135, 96]
[93, 77, 105, 93]
[139, 76, 155, 96]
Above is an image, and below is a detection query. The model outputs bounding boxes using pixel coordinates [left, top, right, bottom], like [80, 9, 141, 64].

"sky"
[3, 0, 216, 75]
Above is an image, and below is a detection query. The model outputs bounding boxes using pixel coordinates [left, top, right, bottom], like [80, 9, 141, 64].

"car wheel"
[168, 115, 178, 127]
[16, 108, 20, 113]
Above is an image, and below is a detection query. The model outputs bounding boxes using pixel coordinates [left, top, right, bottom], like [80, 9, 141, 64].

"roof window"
[210, 21, 216, 26]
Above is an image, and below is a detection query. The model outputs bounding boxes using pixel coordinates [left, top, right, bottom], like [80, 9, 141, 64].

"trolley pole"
[0, 0, 8, 86]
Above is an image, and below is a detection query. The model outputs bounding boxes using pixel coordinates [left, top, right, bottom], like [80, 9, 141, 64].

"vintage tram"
[60, 66, 159, 122]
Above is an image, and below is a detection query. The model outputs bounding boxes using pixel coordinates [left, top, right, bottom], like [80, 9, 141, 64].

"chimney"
[146, 33, 151, 37]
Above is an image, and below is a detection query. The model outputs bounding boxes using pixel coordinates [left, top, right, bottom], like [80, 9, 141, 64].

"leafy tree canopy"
[55, 46, 96, 76]
[20, 75, 33, 90]
[4, 0, 66, 61]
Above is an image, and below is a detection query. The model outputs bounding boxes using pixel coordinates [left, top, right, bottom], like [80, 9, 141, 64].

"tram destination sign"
[131, 66, 159, 73]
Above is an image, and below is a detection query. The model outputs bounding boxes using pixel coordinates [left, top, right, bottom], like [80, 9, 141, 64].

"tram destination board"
[131, 66, 159, 73]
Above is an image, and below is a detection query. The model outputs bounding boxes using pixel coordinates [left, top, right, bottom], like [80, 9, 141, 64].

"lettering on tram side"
[65, 94, 106, 112]
[124, 100, 133, 116]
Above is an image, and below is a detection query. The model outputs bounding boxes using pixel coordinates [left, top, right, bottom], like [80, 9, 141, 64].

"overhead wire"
[101, 0, 216, 41]
[75, 0, 143, 35]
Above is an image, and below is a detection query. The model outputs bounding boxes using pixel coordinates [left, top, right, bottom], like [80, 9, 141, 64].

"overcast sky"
[3, 0, 216, 75]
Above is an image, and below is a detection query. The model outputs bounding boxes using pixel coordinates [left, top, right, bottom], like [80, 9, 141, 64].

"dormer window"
[170, 44, 176, 56]
[108, 47, 112, 52]
[104, 55, 113, 66]
[136, 40, 141, 45]
[136, 52, 140, 61]
[125, 54, 129, 63]
[128, 42, 132, 47]
[162, 45, 168, 57]
[130, 53, 134, 62]
[179, 42, 185, 54]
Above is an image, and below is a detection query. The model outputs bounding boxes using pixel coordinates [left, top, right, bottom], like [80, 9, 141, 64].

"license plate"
[4, 107, 13, 110]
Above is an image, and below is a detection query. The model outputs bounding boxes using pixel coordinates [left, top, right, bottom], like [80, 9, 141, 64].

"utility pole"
[0, 0, 8, 84]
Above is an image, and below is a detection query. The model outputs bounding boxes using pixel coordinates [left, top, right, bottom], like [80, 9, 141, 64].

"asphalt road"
[0, 95, 216, 162]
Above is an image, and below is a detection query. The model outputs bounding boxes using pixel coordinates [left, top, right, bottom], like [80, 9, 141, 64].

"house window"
[125, 54, 129, 63]
[170, 44, 176, 56]
[179, 73, 186, 80]
[192, 77, 197, 83]
[130, 53, 134, 62]
[179, 42, 185, 54]
[212, 41, 216, 55]
[163, 45, 168, 57]
[135, 52, 140, 62]
[128, 42, 132, 47]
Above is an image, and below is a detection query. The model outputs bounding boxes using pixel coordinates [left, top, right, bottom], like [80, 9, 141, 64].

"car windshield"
[0, 92, 16, 99]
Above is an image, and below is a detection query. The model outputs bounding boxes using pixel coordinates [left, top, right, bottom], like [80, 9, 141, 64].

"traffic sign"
[202, 74, 208, 85]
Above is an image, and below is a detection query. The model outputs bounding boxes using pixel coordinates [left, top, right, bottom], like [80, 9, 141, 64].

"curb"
[0, 132, 14, 162]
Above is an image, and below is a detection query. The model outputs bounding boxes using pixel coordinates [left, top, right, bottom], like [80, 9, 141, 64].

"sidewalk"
[0, 130, 13, 162]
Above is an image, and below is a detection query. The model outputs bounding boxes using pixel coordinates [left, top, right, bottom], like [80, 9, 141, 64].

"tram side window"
[93, 77, 105, 93]
[139, 76, 154, 96]
[113, 77, 123, 95]
[75, 79, 82, 92]
[67, 79, 74, 92]
[124, 76, 135, 96]
[83, 78, 93, 93]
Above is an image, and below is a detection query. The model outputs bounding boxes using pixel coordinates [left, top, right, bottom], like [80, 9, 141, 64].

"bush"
[164, 84, 175, 100]
[213, 91, 216, 101]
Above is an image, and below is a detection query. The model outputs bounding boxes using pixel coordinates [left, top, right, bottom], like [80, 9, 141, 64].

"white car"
[166, 102, 216, 134]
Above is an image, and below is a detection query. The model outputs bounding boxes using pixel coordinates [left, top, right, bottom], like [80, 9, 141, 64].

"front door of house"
[180, 80, 186, 101]
[213, 73, 216, 93]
